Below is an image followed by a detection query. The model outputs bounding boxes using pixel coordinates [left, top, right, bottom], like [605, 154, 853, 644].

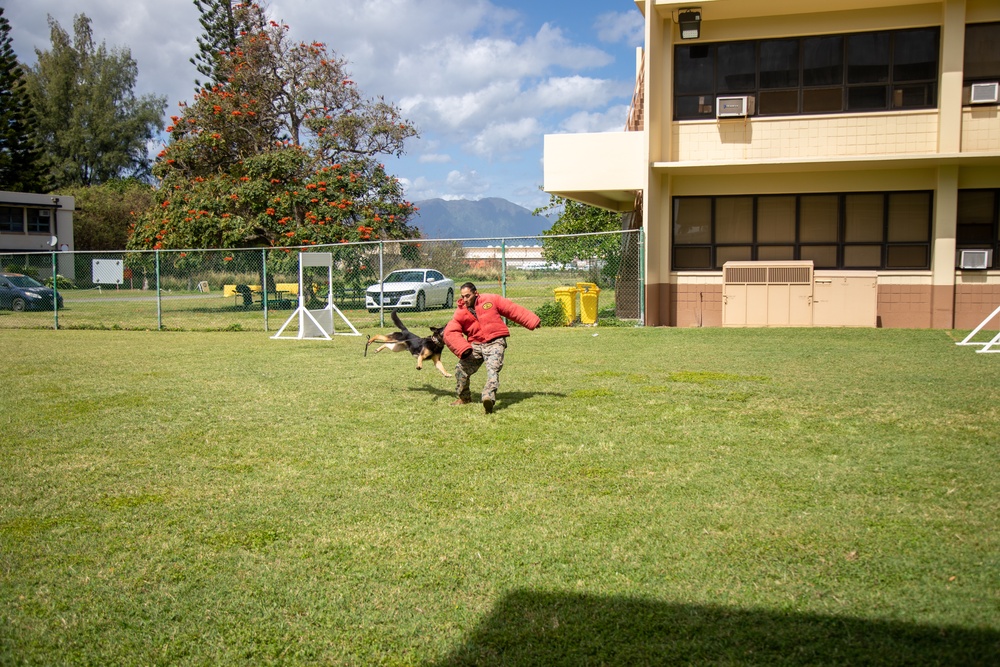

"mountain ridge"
[410, 197, 551, 240]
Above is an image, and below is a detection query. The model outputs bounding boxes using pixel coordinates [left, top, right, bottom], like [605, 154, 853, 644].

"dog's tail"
[364, 333, 371, 356]
[391, 310, 409, 334]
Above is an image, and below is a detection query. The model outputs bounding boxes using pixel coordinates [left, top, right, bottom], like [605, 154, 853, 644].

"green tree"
[64, 179, 156, 250]
[190, 0, 265, 88]
[129, 6, 418, 251]
[0, 8, 47, 192]
[23, 14, 167, 189]
[533, 194, 623, 284]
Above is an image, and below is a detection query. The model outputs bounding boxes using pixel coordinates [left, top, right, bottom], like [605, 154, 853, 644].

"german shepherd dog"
[365, 311, 452, 377]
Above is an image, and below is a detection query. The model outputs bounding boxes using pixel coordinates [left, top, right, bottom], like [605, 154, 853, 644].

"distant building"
[0, 191, 76, 279]
[464, 244, 544, 269]
[544, 0, 1000, 328]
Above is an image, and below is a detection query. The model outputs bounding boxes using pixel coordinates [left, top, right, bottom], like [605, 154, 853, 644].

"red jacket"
[443, 292, 540, 358]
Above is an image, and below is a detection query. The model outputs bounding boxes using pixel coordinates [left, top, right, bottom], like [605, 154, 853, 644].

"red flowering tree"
[129, 3, 418, 252]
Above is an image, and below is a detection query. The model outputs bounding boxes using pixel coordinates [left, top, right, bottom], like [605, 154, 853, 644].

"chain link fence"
[0, 230, 643, 332]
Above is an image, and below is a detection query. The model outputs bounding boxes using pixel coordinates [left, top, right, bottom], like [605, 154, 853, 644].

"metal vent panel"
[723, 261, 814, 285]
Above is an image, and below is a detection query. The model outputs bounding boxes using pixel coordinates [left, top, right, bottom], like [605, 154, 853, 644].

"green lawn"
[2, 327, 998, 665]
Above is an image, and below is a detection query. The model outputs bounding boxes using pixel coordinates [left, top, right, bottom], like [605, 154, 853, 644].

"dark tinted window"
[27, 209, 51, 234]
[672, 191, 932, 270]
[675, 44, 715, 94]
[964, 23, 1000, 81]
[957, 190, 998, 246]
[893, 29, 939, 81]
[847, 32, 890, 84]
[717, 41, 756, 92]
[803, 36, 844, 86]
[760, 39, 798, 89]
[674, 28, 936, 119]
[848, 85, 888, 110]
[0, 206, 23, 233]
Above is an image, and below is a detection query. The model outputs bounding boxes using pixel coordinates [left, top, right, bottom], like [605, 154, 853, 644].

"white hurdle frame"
[272, 252, 361, 340]
[956, 303, 1000, 353]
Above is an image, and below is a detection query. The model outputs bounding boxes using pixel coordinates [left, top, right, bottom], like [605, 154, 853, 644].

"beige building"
[0, 191, 76, 278]
[544, 0, 1000, 328]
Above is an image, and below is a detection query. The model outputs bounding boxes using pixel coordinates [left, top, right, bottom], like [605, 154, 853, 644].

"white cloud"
[397, 175, 440, 201]
[391, 23, 611, 97]
[419, 153, 452, 164]
[401, 80, 524, 130]
[559, 105, 632, 133]
[445, 169, 491, 196]
[595, 11, 645, 45]
[468, 117, 542, 159]
[397, 170, 491, 201]
[532, 76, 624, 110]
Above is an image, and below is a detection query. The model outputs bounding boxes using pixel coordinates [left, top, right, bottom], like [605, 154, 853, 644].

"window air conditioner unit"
[716, 95, 755, 118]
[970, 82, 999, 104]
[38, 209, 51, 218]
[957, 249, 992, 270]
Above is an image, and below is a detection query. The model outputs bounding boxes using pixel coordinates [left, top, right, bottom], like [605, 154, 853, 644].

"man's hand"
[460, 348, 472, 359]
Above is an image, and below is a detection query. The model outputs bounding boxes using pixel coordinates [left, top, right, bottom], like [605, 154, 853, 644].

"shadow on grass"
[408, 385, 567, 411]
[429, 589, 999, 666]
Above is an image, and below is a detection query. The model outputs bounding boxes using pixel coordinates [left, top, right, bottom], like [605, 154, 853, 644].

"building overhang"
[653, 152, 1000, 176]
[646, 0, 943, 23]
[543, 131, 646, 212]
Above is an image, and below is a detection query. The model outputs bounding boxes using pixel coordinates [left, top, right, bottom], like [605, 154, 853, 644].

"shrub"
[45, 275, 76, 290]
[534, 300, 567, 327]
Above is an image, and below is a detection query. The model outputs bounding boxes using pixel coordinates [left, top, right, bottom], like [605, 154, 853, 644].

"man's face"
[459, 288, 477, 307]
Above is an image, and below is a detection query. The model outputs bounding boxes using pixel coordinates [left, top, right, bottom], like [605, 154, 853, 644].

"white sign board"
[92, 259, 124, 285]
[300, 252, 332, 268]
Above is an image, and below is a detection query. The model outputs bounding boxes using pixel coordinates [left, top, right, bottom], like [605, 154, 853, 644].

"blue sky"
[6, 0, 644, 210]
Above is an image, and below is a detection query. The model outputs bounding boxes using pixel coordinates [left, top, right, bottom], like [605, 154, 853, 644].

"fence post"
[261, 248, 269, 331]
[638, 229, 645, 326]
[378, 241, 384, 327]
[51, 251, 59, 330]
[500, 238, 507, 298]
[155, 250, 163, 330]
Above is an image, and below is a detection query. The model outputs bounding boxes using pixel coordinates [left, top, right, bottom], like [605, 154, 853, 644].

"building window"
[674, 27, 939, 119]
[957, 190, 999, 269]
[0, 206, 25, 233]
[964, 22, 1000, 103]
[672, 191, 932, 270]
[27, 209, 52, 234]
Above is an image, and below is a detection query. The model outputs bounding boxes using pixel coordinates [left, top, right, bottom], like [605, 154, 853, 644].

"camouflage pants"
[455, 338, 507, 402]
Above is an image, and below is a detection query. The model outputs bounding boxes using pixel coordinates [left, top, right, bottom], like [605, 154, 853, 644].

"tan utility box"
[722, 261, 813, 327]
[812, 271, 877, 327]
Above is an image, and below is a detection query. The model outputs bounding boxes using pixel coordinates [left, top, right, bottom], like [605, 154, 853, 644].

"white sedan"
[366, 269, 455, 312]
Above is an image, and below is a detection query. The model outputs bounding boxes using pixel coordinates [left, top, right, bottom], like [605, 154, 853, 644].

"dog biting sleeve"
[443, 319, 472, 359]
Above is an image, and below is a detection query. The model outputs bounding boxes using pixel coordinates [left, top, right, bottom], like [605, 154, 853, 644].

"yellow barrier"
[225, 283, 298, 297]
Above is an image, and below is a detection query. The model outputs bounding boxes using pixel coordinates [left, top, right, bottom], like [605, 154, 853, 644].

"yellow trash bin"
[553, 286, 580, 325]
[576, 282, 601, 325]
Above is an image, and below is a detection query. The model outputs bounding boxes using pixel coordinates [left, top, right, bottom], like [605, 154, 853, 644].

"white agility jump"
[271, 252, 361, 340]
[955, 304, 1000, 353]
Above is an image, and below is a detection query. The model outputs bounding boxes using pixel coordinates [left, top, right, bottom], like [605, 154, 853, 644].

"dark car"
[0, 273, 64, 311]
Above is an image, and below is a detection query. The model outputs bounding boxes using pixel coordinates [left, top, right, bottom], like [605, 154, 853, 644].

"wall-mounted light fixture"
[677, 8, 702, 40]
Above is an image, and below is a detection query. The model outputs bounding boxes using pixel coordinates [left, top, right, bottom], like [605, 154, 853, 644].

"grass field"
[2, 326, 998, 665]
